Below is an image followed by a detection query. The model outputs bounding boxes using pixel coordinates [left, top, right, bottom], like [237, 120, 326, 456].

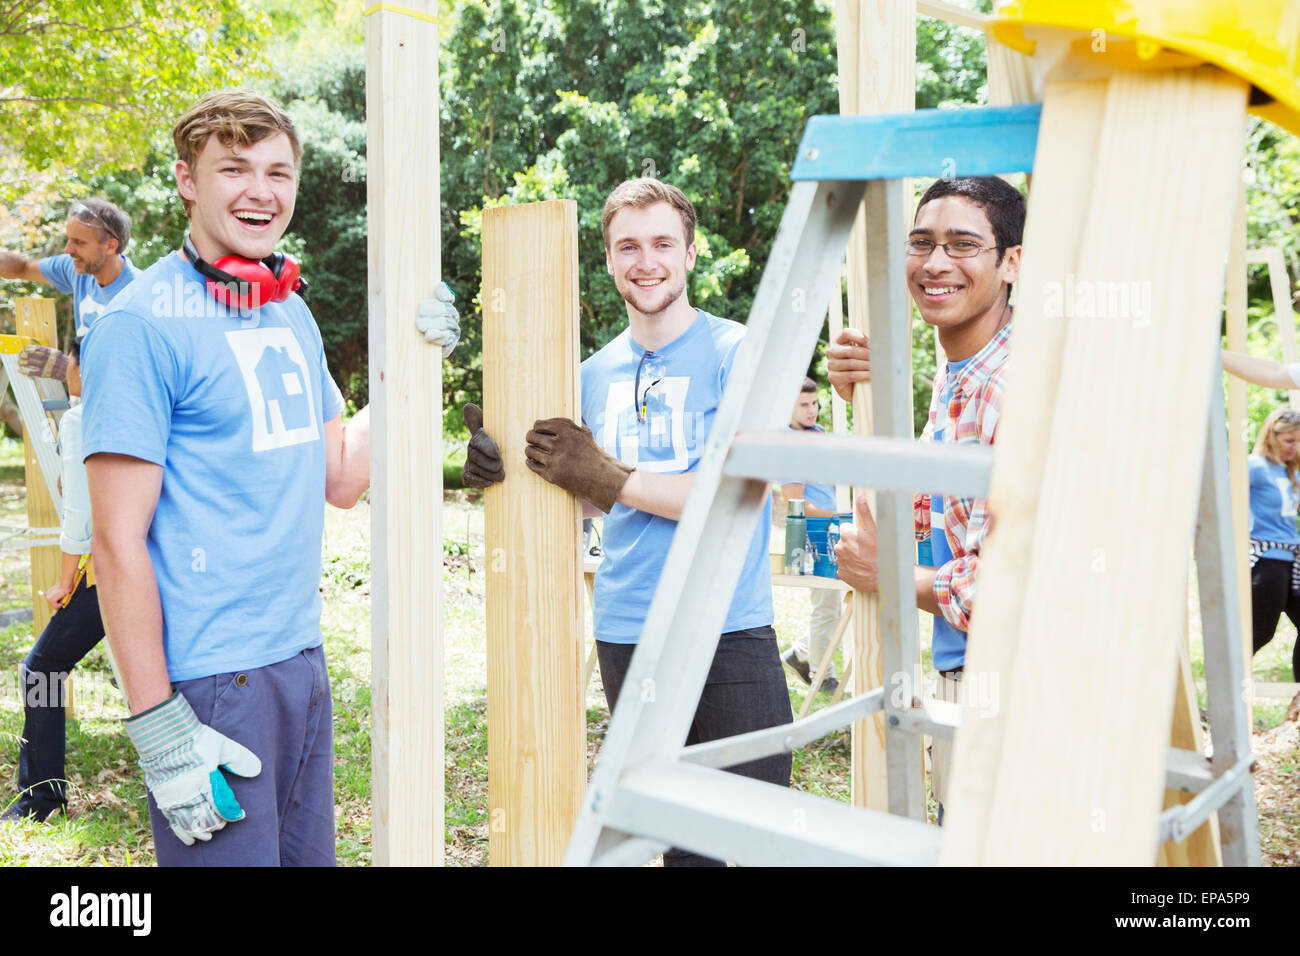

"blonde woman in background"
[1246, 407, 1300, 681]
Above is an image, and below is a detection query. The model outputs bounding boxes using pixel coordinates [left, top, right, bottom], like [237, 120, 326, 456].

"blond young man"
[81, 91, 455, 865]
[467, 179, 791, 867]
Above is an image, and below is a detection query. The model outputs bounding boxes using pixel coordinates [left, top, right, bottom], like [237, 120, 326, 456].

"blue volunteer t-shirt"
[785, 423, 837, 513]
[39, 253, 138, 335]
[81, 252, 346, 682]
[928, 356, 973, 673]
[582, 310, 773, 643]
[1248, 454, 1300, 561]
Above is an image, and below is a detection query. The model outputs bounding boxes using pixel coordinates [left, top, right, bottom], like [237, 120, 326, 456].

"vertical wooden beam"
[1225, 184, 1254, 710]
[15, 298, 58, 640]
[365, 0, 443, 867]
[1250, 247, 1299, 408]
[834, 0, 915, 813]
[943, 67, 1248, 865]
[827, 270, 851, 512]
[1156, 619, 1222, 866]
[482, 200, 584, 866]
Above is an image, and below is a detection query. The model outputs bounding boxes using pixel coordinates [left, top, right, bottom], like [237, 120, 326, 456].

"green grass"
[0, 491, 1293, 866]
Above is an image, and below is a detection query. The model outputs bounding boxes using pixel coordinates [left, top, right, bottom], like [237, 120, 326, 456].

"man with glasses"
[0, 199, 137, 338]
[828, 176, 1025, 821]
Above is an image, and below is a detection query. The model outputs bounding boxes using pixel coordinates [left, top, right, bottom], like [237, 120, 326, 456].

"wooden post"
[482, 200, 584, 866]
[834, 0, 915, 812]
[942, 67, 1248, 865]
[1225, 184, 1254, 712]
[1245, 247, 1299, 409]
[14, 298, 58, 640]
[826, 270, 850, 513]
[1156, 620, 1222, 866]
[365, 0, 443, 867]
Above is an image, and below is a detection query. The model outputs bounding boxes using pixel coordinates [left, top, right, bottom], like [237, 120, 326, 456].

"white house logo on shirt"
[1275, 476, 1299, 518]
[76, 294, 108, 336]
[224, 328, 320, 452]
[599, 376, 690, 472]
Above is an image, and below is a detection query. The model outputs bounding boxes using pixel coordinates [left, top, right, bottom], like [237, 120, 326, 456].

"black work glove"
[524, 418, 633, 514]
[462, 404, 505, 488]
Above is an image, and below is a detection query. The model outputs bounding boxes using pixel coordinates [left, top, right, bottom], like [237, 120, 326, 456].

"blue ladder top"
[791, 103, 1042, 182]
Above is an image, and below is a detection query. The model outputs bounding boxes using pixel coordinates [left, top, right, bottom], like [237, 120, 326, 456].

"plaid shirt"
[914, 321, 1012, 632]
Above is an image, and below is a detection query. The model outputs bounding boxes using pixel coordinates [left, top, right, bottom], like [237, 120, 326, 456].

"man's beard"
[620, 274, 685, 316]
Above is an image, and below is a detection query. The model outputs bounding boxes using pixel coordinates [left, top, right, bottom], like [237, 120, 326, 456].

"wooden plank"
[1255, 681, 1300, 700]
[1225, 184, 1254, 713]
[482, 199, 584, 866]
[986, 34, 1036, 109]
[834, 0, 915, 814]
[14, 298, 59, 641]
[1156, 620, 1222, 867]
[916, 0, 988, 31]
[827, 269, 850, 512]
[1265, 248, 1299, 410]
[365, 0, 443, 867]
[942, 67, 1248, 865]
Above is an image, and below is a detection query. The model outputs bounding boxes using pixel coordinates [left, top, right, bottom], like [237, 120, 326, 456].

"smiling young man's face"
[605, 201, 697, 320]
[907, 195, 1020, 337]
[176, 132, 298, 262]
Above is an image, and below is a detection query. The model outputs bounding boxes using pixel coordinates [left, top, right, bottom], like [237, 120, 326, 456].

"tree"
[0, 0, 270, 172]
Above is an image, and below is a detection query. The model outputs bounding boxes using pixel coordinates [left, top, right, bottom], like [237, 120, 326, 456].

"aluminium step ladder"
[0, 334, 66, 547]
[563, 103, 1260, 867]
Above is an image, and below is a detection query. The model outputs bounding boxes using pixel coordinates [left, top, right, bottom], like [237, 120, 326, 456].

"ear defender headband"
[182, 235, 307, 309]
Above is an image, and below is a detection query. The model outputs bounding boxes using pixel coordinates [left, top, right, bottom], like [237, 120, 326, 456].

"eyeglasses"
[904, 238, 998, 259]
[68, 202, 106, 228]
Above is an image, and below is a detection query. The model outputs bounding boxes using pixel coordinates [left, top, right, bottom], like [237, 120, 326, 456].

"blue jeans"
[148, 644, 336, 867]
[596, 626, 793, 867]
[13, 578, 104, 816]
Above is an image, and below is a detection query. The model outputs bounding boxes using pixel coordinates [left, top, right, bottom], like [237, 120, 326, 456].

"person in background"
[0, 199, 138, 381]
[780, 376, 842, 694]
[2, 337, 105, 822]
[1246, 407, 1300, 682]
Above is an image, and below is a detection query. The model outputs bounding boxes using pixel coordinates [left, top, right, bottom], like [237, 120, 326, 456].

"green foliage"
[0, 0, 270, 172]
[439, 0, 843, 419]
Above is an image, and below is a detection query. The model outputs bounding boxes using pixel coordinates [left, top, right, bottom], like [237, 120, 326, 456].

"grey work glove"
[124, 691, 262, 847]
[18, 345, 68, 381]
[524, 417, 633, 514]
[416, 282, 460, 358]
[462, 403, 504, 488]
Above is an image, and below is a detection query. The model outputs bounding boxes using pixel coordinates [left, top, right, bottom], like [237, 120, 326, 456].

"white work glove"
[124, 691, 262, 846]
[417, 282, 460, 358]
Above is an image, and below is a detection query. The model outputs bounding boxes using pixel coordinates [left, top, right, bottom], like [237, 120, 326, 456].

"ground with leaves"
[0, 475, 1295, 866]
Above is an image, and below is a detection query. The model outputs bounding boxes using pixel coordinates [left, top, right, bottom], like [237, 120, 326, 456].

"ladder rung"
[725, 431, 993, 498]
[1165, 746, 1216, 793]
[680, 688, 885, 769]
[605, 759, 940, 866]
[892, 698, 961, 739]
[1157, 755, 1256, 845]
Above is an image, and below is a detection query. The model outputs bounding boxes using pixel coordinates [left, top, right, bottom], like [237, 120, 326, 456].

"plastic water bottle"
[802, 531, 815, 575]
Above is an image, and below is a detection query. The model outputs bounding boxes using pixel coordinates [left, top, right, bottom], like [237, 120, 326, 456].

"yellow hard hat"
[991, 0, 1300, 136]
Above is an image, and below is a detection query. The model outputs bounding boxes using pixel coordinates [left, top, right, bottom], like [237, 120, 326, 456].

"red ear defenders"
[183, 234, 307, 309]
